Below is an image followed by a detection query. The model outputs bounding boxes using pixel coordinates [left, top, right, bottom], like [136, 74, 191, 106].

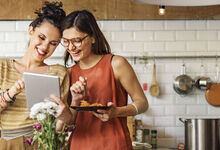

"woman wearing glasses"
[49, 10, 148, 150]
[0, 2, 69, 150]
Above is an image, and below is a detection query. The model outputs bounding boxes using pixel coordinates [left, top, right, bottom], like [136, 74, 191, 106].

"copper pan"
[205, 83, 220, 106]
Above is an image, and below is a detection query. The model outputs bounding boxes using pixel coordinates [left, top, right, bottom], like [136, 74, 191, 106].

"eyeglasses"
[60, 34, 89, 47]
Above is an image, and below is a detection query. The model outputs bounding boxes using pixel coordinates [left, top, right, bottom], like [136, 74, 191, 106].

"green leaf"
[32, 113, 69, 150]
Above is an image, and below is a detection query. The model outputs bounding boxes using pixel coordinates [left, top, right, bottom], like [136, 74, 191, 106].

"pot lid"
[133, 0, 220, 6]
[180, 116, 220, 119]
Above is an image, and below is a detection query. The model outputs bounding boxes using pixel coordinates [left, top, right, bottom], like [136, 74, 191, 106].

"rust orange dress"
[69, 54, 133, 150]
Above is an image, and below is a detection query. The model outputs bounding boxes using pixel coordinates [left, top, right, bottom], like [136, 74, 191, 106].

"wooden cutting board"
[127, 116, 135, 141]
[205, 83, 220, 106]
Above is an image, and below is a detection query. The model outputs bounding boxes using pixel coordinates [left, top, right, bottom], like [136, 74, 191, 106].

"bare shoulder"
[111, 55, 130, 70]
[111, 55, 133, 79]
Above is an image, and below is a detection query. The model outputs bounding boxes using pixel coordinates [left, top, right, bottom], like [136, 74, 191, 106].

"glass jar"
[151, 130, 157, 149]
[143, 128, 150, 143]
[136, 128, 144, 142]
[135, 120, 143, 142]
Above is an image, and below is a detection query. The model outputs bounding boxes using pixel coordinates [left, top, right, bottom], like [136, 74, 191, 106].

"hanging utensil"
[195, 63, 211, 90]
[214, 55, 219, 83]
[205, 83, 220, 106]
[149, 62, 160, 97]
[173, 63, 194, 95]
[205, 56, 220, 106]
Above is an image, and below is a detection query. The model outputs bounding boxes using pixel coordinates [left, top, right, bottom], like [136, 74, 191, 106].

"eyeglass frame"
[60, 34, 89, 48]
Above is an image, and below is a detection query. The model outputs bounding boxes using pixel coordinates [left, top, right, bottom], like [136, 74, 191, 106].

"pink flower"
[24, 138, 33, 145]
[33, 124, 41, 131]
[64, 126, 75, 132]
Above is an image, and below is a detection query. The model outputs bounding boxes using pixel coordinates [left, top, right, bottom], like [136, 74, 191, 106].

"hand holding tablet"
[23, 72, 60, 111]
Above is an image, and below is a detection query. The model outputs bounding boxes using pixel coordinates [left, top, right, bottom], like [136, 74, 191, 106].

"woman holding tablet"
[0, 2, 69, 150]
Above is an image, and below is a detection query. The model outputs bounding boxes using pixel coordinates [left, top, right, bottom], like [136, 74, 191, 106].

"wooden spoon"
[149, 63, 160, 97]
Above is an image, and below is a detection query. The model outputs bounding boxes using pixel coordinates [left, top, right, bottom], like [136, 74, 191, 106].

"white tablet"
[23, 72, 60, 111]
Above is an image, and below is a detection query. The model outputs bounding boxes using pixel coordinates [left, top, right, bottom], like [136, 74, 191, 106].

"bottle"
[135, 120, 144, 142]
[151, 130, 157, 149]
[143, 128, 150, 143]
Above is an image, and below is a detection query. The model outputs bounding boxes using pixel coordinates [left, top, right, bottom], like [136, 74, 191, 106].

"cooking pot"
[173, 64, 194, 95]
[195, 77, 212, 90]
[179, 118, 219, 150]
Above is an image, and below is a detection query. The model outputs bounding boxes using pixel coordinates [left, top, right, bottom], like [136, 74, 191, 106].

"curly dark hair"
[29, 1, 66, 35]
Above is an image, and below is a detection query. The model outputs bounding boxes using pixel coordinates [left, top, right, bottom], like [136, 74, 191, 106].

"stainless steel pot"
[195, 77, 212, 90]
[173, 64, 194, 95]
[179, 118, 219, 150]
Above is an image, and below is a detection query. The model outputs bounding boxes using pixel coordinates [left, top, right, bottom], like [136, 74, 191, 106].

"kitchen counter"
[132, 142, 177, 150]
[150, 148, 175, 150]
[133, 146, 176, 150]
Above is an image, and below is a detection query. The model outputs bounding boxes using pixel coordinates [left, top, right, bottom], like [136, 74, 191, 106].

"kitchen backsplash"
[1, 20, 220, 148]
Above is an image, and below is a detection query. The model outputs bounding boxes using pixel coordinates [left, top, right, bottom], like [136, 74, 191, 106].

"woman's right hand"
[44, 94, 74, 131]
[8, 79, 25, 97]
[70, 76, 87, 106]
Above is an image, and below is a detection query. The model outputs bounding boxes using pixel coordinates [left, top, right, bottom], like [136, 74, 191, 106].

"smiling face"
[62, 27, 95, 62]
[28, 21, 61, 62]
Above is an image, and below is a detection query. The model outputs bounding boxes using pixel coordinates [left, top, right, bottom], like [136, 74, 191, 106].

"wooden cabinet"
[1, 0, 220, 20]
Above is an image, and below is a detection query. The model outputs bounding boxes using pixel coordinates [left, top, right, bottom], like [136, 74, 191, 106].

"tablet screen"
[23, 72, 60, 111]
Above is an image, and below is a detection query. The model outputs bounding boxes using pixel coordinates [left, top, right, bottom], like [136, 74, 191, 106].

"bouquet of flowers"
[28, 102, 72, 150]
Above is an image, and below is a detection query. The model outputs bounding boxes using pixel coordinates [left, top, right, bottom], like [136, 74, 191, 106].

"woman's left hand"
[92, 102, 117, 122]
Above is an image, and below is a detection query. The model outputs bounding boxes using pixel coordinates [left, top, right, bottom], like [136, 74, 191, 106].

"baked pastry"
[80, 100, 103, 107]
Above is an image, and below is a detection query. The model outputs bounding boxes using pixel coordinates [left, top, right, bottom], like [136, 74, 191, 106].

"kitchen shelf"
[2, 55, 219, 60]
[125, 55, 219, 60]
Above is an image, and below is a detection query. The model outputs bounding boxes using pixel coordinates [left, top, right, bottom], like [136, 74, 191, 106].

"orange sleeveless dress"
[69, 54, 133, 150]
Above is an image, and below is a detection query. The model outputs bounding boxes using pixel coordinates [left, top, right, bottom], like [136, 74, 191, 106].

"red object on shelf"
[143, 83, 147, 91]
[177, 143, 185, 150]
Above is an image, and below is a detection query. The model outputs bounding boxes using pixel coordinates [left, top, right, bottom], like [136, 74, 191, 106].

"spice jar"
[143, 128, 150, 143]
[151, 130, 157, 149]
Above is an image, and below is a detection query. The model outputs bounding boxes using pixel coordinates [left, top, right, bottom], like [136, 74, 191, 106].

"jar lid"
[143, 129, 149, 134]
[151, 130, 157, 133]
[135, 120, 142, 126]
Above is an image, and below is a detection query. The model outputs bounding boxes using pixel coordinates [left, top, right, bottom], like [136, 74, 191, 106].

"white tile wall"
[154, 31, 175, 41]
[186, 21, 207, 30]
[165, 21, 185, 30]
[5, 32, 27, 41]
[208, 41, 220, 51]
[1, 20, 220, 148]
[176, 31, 196, 40]
[122, 21, 143, 31]
[134, 31, 154, 41]
[112, 31, 133, 41]
[207, 20, 220, 30]
[0, 21, 15, 31]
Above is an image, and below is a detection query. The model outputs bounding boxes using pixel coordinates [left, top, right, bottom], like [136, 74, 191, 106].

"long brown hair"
[61, 10, 111, 67]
